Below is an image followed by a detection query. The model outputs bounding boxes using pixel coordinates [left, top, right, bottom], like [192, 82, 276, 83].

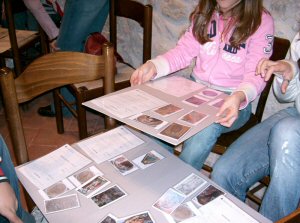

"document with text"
[77, 126, 144, 163]
[18, 144, 92, 189]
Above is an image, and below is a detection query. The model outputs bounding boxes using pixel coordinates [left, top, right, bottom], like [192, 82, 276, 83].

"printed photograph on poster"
[173, 173, 207, 197]
[183, 95, 209, 107]
[133, 150, 164, 169]
[39, 179, 75, 200]
[159, 123, 190, 140]
[109, 155, 139, 175]
[153, 104, 183, 117]
[198, 88, 222, 99]
[91, 185, 127, 208]
[69, 165, 103, 187]
[44, 194, 80, 214]
[192, 184, 225, 207]
[98, 213, 118, 223]
[179, 111, 208, 125]
[118, 211, 155, 223]
[130, 114, 168, 130]
[153, 188, 186, 214]
[76, 175, 110, 198]
[165, 202, 199, 223]
[208, 98, 225, 109]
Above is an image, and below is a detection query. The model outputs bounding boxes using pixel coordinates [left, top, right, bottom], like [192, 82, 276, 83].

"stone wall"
[103, 0, 300, 119]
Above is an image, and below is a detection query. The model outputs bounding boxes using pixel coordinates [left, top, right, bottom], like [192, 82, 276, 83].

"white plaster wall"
[103, 0, 300, 119]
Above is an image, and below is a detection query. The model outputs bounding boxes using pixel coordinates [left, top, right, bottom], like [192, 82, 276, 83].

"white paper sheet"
[146, 76, 205, 97]
[90, 89, 167, 118]
[182, 195, 258, 223]
[77, 126, 144, 164]
[18, 144, 91, 190]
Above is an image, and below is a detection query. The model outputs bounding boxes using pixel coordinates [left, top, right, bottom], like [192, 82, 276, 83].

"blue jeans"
[211, 107, 300, 222]
[156, 102, 252, 170]
[57, 0, 109, 51]
[0, 136, 35, 223]
[51, 0, 109, 116]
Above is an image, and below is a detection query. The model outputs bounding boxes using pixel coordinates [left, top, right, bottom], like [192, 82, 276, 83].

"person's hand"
[49, 39, 60, 52]
[0, 182, 22, 223]
[215, 91, 245, 127]
[130, 61, 157, 86]
[256, 58, 293, 93]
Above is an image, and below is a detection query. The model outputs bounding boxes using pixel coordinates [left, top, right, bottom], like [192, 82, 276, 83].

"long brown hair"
[190, 0, 267, 48]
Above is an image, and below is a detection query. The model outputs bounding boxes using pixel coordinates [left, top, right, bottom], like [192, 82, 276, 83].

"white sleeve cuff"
[235, 84, 258, 110]
[149, 56, 170, 80]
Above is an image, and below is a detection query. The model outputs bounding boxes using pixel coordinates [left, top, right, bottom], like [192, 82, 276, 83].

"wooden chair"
[56, 0, 153, 139]
[276, 207, 300, 223]
[0, 0, 48, 76]
[0, 43, 115, 210]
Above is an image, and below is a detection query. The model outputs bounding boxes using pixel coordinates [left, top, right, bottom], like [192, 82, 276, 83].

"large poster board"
[83, 76, 228, 145]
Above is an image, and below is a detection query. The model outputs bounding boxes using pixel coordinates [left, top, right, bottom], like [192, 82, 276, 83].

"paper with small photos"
[44, 194, 80, 214]
[68, 165, 104, 187]
[39, 179, 75, 200]
[83, 76, 229, 145]
[153, 188, 186, 215]
[133, 150, 164, 169]
[182, 195, 259, 223]
[164, 201, 200, 223]
[76, 175, 110, 198]
[109, 155, 138, 176]
[91, 185, 127, 209]
[18, 144, 91, 189]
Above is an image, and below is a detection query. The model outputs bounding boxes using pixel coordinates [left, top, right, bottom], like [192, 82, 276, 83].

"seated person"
[37, 0, 109, 117]
[22, 0, 62, 45]
[130, 0, 274, 170]
[211, 31, 300, 222]
[0, 135, 35, 223]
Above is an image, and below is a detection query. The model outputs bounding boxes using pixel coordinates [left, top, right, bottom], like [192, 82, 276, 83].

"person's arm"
[272, 60, 300, 102]
[131, 25, 201, 85]
[22, 0, 59, 40]
[0, 165, 22, 223]
[216, 13, 274, 127]
[234, 12, 275, 109]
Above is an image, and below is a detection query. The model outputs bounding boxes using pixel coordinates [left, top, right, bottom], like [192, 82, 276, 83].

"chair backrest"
[0, 43, 115, 165]
[2, 0, 48, 76]
[109, 0, 153, 63]
[254, 36, 290, 122]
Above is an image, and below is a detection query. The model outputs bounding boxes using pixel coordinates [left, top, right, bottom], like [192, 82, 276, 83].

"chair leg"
[76, 91, 88, 139]
[53, 89, 64, 134]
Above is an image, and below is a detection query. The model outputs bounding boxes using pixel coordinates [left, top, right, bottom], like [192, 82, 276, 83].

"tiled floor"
[0, 92, 105, 163]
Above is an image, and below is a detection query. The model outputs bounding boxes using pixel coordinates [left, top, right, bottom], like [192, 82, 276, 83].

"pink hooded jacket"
[151, 11, 274, 108]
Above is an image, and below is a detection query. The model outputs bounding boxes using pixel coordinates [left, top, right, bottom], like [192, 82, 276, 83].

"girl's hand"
[256, 58, 293, 93]
[215, 91, 245, 127]
[130, 61, 157, 86]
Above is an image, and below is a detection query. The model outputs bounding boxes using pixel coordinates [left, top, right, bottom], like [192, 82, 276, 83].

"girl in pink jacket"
[131, 0, 274, 170]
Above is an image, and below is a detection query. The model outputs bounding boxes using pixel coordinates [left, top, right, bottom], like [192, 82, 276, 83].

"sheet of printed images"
[83, 76, 228, 146]
[181, 195, 259, 223]
[41, 165, 108, 214]
[153, 172, 250, 223]
[18, 144, 92, 189]
[152, 173, 206, 222]
[98, 211, 155, 223]
[108, 149, 165, 176]
[41, 147, 166, 217]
